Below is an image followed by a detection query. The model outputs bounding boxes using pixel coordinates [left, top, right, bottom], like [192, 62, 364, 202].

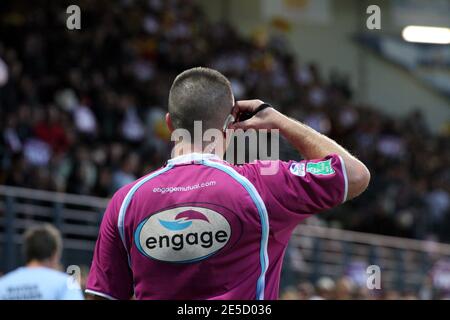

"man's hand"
[231, 99, 370, 200]
[230, 100, 284, 131]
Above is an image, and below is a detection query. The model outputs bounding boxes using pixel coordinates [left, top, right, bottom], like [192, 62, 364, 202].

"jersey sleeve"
[85, 190, 134, 300]
[237, 154, 348, 231]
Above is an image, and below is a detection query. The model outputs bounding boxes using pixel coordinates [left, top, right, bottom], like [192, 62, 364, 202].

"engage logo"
[135, 206, 231, 263]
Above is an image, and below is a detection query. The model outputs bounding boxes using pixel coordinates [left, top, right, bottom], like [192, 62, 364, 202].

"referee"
[86, 67, 370, 300]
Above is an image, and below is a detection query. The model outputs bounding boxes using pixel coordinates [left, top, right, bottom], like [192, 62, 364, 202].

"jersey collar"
[167, 153, 222, 165]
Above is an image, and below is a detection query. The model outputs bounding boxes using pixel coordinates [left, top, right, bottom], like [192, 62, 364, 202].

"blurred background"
[0, 0, 449, 299]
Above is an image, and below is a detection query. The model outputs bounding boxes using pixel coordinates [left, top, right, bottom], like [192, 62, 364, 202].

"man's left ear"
[165, 113, 174, 133]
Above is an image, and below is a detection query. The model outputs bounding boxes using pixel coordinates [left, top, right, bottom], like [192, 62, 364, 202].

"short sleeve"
[236, 154, 347, 229]
[279, 154, 348, 213]
[85, 192, 134, 300]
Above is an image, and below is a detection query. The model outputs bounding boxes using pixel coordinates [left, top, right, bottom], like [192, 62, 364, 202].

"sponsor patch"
[135, 206, 231, 263]
[306, 159, 335, 175]
[289, 162, 306, 177]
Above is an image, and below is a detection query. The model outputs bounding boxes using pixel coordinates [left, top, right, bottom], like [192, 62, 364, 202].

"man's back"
[86, 152, 347, 300]
[0, 267, 84, 300]
[86, 69, 370, 300]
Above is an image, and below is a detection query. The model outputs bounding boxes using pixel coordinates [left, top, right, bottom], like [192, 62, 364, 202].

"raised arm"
[231, 100, 370, 200]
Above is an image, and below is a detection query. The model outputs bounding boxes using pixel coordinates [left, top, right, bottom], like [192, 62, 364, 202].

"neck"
[172, 142, 224, 159]
[26, 260, 54, 269]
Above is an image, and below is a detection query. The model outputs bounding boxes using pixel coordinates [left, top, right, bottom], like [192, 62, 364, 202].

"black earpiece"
[236, 103, 272, 122]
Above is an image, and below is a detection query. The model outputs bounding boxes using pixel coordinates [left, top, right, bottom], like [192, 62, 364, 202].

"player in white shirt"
[0, 224, 84, 300]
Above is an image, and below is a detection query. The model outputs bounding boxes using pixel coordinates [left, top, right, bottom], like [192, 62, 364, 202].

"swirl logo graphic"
[158, 210, 210, 231]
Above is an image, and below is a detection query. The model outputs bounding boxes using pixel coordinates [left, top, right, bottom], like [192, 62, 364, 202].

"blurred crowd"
[279, 276, 447, 300]
[0, 0, 449, 243]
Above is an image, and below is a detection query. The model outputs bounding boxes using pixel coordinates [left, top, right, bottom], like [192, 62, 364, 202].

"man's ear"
[165, 113, 175, 133]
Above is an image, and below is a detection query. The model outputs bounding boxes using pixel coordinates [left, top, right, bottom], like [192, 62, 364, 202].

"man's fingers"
[230, 119, 255, 131]
[234, 100, 264, 112]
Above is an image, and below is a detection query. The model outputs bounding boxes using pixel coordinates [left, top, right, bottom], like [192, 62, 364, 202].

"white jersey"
[0, 267, 84, 300]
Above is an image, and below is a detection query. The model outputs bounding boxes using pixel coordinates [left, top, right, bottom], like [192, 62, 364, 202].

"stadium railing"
[1, 185, 449, 291]
[290, 225, 450, 291]
[0, 185, 108, 272]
